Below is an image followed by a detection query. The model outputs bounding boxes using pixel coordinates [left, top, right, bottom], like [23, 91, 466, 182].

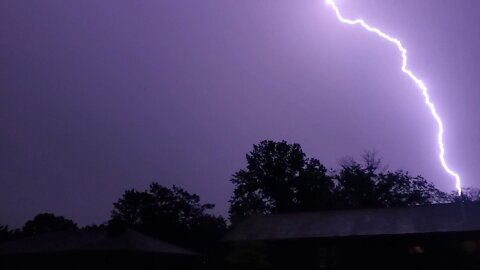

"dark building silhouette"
[0, 228, 199, 270]
[225, 202, 480, 269]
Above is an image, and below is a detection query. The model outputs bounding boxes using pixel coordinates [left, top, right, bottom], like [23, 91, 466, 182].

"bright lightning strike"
[325, 0, 462, 195]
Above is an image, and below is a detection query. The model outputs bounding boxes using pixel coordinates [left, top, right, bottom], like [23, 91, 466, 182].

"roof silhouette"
[0, 228, 198, 256]
[225, 202, 480, 241]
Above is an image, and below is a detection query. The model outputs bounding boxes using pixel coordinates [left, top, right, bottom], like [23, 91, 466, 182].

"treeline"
[1, 140, 478, 250]
[229, 140, 475, 223]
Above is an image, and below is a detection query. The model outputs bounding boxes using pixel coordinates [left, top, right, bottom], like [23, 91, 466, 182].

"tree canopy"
[335, 154, 445, 208]
[230, 141, 334, 222]
[111, 183, 226, 250]
[0, 225, 15, 243]
[229, 140, 335, 223]
[22, 213, 78, 236]
[229, 140, 450, 223]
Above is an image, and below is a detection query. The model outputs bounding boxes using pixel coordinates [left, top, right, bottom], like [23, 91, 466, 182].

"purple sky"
[1, 0, 479, 227]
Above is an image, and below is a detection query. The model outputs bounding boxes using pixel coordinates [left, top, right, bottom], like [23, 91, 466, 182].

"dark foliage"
[229, 141, 452, 223]
[111, 183, 227, 251]
[229, 140, 335, 223]
[22, 213, 78, 236]
[0, 225, 14, 243]
[447, 187, 480, 203]
[82, 223, 107, 231]
[335, 153, 445, 209]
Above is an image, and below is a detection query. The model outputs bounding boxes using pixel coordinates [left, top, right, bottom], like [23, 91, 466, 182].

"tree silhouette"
[336, 153, 445, 209]
[229, 140, 335, 223]
[230, 141, 447, 223]
[111, 183, 226, 250]
[447, 187, 480, 203]
[0, 225, 14, 243]
[22, 213, 78, 236]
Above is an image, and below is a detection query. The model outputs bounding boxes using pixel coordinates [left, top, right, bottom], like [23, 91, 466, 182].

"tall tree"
[229, 140, 335, 223]
[111, 183, 226, 250]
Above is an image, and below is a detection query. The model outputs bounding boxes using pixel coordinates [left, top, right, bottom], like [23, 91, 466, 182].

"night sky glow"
[1, 1, 478, 227]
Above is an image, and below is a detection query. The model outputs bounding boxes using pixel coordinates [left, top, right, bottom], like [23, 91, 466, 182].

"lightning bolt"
[325, 0, 462, 195]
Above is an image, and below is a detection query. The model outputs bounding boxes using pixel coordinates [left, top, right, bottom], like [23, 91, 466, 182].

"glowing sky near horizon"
[325, 0, 462, 194]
